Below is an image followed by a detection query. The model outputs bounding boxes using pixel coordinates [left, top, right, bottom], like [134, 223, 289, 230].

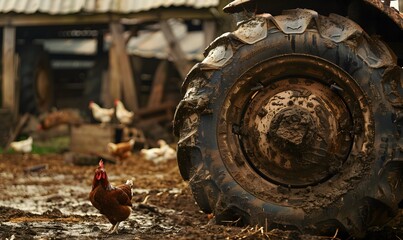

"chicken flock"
[11, 99, 177, 234]
[89, 99, 134, 126]
[88, 100, 176, 163]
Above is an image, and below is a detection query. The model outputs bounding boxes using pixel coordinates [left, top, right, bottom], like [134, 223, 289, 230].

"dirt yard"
[0, 151, 403, 239]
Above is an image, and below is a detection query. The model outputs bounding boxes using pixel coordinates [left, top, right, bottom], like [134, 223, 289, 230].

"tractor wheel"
[174, 9, 403, 237]
[19, 45, 53, 114]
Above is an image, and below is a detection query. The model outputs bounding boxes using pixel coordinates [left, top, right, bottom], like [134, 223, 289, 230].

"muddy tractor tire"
[174, 9, 403, 237]
[19, 45, 53, 114]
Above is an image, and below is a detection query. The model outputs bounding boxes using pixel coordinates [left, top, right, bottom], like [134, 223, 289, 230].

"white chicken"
[140, 139, 176, 164]
[89, 101, 114, 124]
[157, 139, 177, 161]
[140, 147, 164, 164]
[10, 136, 33, 153]
[115, 100, 134, 125]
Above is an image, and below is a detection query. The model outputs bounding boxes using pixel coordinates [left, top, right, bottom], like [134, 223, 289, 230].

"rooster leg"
[107, 224, 116, 233]
[109, 222, 121, 234]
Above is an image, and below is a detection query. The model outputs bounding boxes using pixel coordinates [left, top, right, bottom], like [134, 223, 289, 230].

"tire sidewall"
[195, 29, 395, 232]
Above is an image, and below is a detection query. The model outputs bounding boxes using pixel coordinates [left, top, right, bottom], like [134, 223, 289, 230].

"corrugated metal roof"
[0, 0, 220, 15]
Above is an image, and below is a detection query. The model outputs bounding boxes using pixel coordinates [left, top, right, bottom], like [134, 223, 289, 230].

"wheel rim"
[242, 78, 352, 187]
[218, 54, 371, 203]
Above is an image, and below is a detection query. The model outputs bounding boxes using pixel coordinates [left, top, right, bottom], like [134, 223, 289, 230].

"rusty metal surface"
[242, 78, 353, 186]
[363, 0, 403, 29]
[0, 0, 219, 15]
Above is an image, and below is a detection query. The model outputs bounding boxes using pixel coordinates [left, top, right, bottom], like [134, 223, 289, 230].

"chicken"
[89, 101, 114, 124]
[140, 139, 176, 164]
[10, 136, 33, 153]
[38, 109, 83, 130]
[140, 147, 164, 163]
[89, 160, 133, 234]
[115, 100, 134, 125]
[107, 139, 135, 160]
[157, 139, 177, 161]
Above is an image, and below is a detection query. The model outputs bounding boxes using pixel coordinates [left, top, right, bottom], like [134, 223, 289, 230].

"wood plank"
[2, 26, 17, 118]
[100, 70, 112, 107]
[148, 60, 168, 108]
[159, 20, 193, 80]
[70, 124, 115, 154]
[109, 22, 138, 111]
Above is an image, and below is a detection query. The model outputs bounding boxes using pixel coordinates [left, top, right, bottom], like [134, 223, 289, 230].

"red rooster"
[89, 160, 133, 233]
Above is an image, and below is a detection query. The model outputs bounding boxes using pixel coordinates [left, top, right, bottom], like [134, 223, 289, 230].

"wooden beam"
[5, 114, 30, 151]
[109, 22, 138, 111]
[159, 20, 193, 80]
[2, 26, 18, 118]
[108, 41, 121, 105]
[0, 9, 215, 27]
[148, 60, 168, 108]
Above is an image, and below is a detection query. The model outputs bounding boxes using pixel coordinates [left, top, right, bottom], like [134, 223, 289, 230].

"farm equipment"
[174, 0, 403, 237]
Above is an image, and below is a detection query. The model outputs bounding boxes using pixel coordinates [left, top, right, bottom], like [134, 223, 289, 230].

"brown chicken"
[89, 160, 133, 233]
[38, 109, 83, 130]
[107, 139, 135, 160]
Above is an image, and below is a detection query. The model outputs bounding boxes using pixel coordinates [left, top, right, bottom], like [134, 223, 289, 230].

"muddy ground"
[1, 152, 403, 239]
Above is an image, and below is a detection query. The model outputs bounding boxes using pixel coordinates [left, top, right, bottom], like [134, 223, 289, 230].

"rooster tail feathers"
[125, 179, 133, 187]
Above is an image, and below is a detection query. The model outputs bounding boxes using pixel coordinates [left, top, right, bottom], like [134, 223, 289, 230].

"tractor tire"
[174, 9, 403, 238]
[18, 45, 53, 114]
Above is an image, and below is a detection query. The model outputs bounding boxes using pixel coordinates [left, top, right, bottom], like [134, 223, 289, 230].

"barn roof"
[0, 0, 219, 15]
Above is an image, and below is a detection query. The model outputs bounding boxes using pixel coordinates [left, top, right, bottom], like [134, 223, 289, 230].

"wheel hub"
[269, 106, 315, 151]
[241, 79, 353, 187]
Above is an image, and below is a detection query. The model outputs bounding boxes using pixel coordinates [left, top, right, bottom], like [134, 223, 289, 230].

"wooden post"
[109, 22, 138, 111]
[148, 60, 168, 108]
[2, 26, 18, 119]
[108, 41, 122, 104]
[159, 20, 193, 80]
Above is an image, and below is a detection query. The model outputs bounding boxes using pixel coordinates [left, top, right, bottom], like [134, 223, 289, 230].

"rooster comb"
[99, 159, 104, 168]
